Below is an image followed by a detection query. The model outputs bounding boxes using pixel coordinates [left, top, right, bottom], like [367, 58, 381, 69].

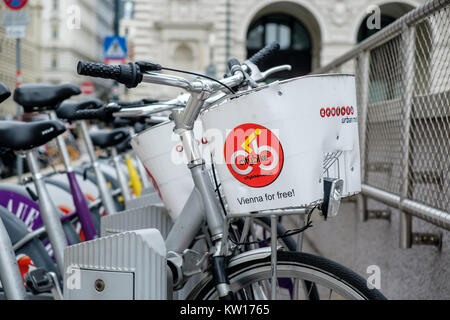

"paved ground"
[282, 199, 450, 299]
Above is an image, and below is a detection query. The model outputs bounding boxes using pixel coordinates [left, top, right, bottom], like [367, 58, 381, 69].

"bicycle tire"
[187, 251, 387, 300]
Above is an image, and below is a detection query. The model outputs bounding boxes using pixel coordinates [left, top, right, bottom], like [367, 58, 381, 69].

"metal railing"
[312, 0, 450, 246]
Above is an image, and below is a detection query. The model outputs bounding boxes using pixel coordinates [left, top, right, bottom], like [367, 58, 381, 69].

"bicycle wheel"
[187, 250, 386, 300]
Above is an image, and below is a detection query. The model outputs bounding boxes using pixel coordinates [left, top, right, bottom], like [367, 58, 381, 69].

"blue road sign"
[104, 36, 127, 59]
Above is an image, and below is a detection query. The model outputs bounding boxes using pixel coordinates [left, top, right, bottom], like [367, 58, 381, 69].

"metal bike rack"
[124, 191, 162, 210]
[64, 229, 167, 300]
[100, 204, 172, 239]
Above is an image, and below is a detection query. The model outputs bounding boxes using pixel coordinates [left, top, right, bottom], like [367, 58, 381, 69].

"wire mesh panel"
[312, 0, 450, 229]
[409, 8, 450, 213]
[365, 35, 404, 195]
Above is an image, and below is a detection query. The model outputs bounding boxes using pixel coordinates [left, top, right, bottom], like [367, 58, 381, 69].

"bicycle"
[72, 42, 386, 300]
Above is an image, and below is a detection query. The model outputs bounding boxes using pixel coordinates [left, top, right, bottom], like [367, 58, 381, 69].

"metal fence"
[312, 0, 450, 246]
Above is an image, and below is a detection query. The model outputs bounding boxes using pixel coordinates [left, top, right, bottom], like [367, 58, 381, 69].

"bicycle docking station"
[100, 204, 172, 239]
[63, 229, 167, 300]
[124, 190, 162, 210]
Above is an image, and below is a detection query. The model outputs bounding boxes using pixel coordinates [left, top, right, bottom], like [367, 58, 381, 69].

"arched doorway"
[247, 13, 312, 79]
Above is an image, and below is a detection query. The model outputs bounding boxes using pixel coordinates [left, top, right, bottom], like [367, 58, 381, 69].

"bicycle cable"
[211, 155, 227, 215]
[229, 205, 316, 247]
[160, 67, 236, 94]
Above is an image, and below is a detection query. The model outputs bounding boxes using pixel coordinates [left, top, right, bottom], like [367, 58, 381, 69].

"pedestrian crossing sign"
[104, 36, 127, 60]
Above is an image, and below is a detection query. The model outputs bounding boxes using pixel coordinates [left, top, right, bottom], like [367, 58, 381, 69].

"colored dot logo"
[320, 106, 355, 117]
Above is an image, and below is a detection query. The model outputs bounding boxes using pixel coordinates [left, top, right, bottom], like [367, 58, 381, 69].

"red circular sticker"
[4, 0, 27, 10]
[224, 123, 283, 188]
[320, 108, 325, 117]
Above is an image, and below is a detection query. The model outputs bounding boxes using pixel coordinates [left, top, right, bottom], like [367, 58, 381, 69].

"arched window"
[246, 13, 312, 79]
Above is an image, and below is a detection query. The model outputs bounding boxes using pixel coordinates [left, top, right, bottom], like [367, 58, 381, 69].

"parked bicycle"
[70, 42, 386, 300]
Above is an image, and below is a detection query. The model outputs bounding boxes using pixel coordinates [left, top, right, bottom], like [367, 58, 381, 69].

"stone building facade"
[120, 0, 424, 100]
[0, 0, 116, 116]
[41, 0, 115, 100]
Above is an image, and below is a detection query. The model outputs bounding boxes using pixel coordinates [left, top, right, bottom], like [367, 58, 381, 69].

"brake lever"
[260, 65, 292, 81]
[243, 60, 263, 83]
[244, 62, 292, 83]
[104, 102, 122, 113]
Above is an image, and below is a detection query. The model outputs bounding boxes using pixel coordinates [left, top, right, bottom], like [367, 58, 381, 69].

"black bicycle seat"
[89, 128, 130, 148]
[115, 135, 132, 153]
[14, 83, 81, 113]
[0, 120, 66, 151]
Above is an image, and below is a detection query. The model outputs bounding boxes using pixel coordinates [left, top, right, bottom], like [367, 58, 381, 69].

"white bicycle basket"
[201, 74, 361, 214]
[131, 120, 208, 220]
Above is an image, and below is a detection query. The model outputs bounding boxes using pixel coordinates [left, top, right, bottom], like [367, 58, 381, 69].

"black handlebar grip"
[77, 61, 143, 88]
[72, 109, 104, 120]
[77, 61, 121, 81]
[248, 42, 280, 70]
[73, 108, 113, 121]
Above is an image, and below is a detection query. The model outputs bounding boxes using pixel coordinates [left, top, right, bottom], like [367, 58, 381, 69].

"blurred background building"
[0, 0, 42, 116]
[0, 0, 116, 116]
[41, 0, 115, 101]
[0, 0, 425, 112]
[120, 0, 424, 100]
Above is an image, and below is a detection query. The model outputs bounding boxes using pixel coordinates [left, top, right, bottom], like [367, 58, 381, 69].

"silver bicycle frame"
[78, 120, 118, 216]
[111, 146, 131, 203]
[139, 70, 244, 253]
[25, 150, 67, 275]
[0, 217, 27, 299]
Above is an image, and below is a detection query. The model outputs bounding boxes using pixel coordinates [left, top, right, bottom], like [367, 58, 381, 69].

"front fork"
[186, 147, 234, 300]
[211, 245, 234, 300]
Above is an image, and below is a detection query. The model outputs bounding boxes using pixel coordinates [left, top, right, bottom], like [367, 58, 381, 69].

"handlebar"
[71, 103, 121, 121]
[248, 42, 280, 71]
[77, 62, 142, 88]
[118, 98, 159, 108]
[77, 42, 281, 94]
[77, 42, 283, 128]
